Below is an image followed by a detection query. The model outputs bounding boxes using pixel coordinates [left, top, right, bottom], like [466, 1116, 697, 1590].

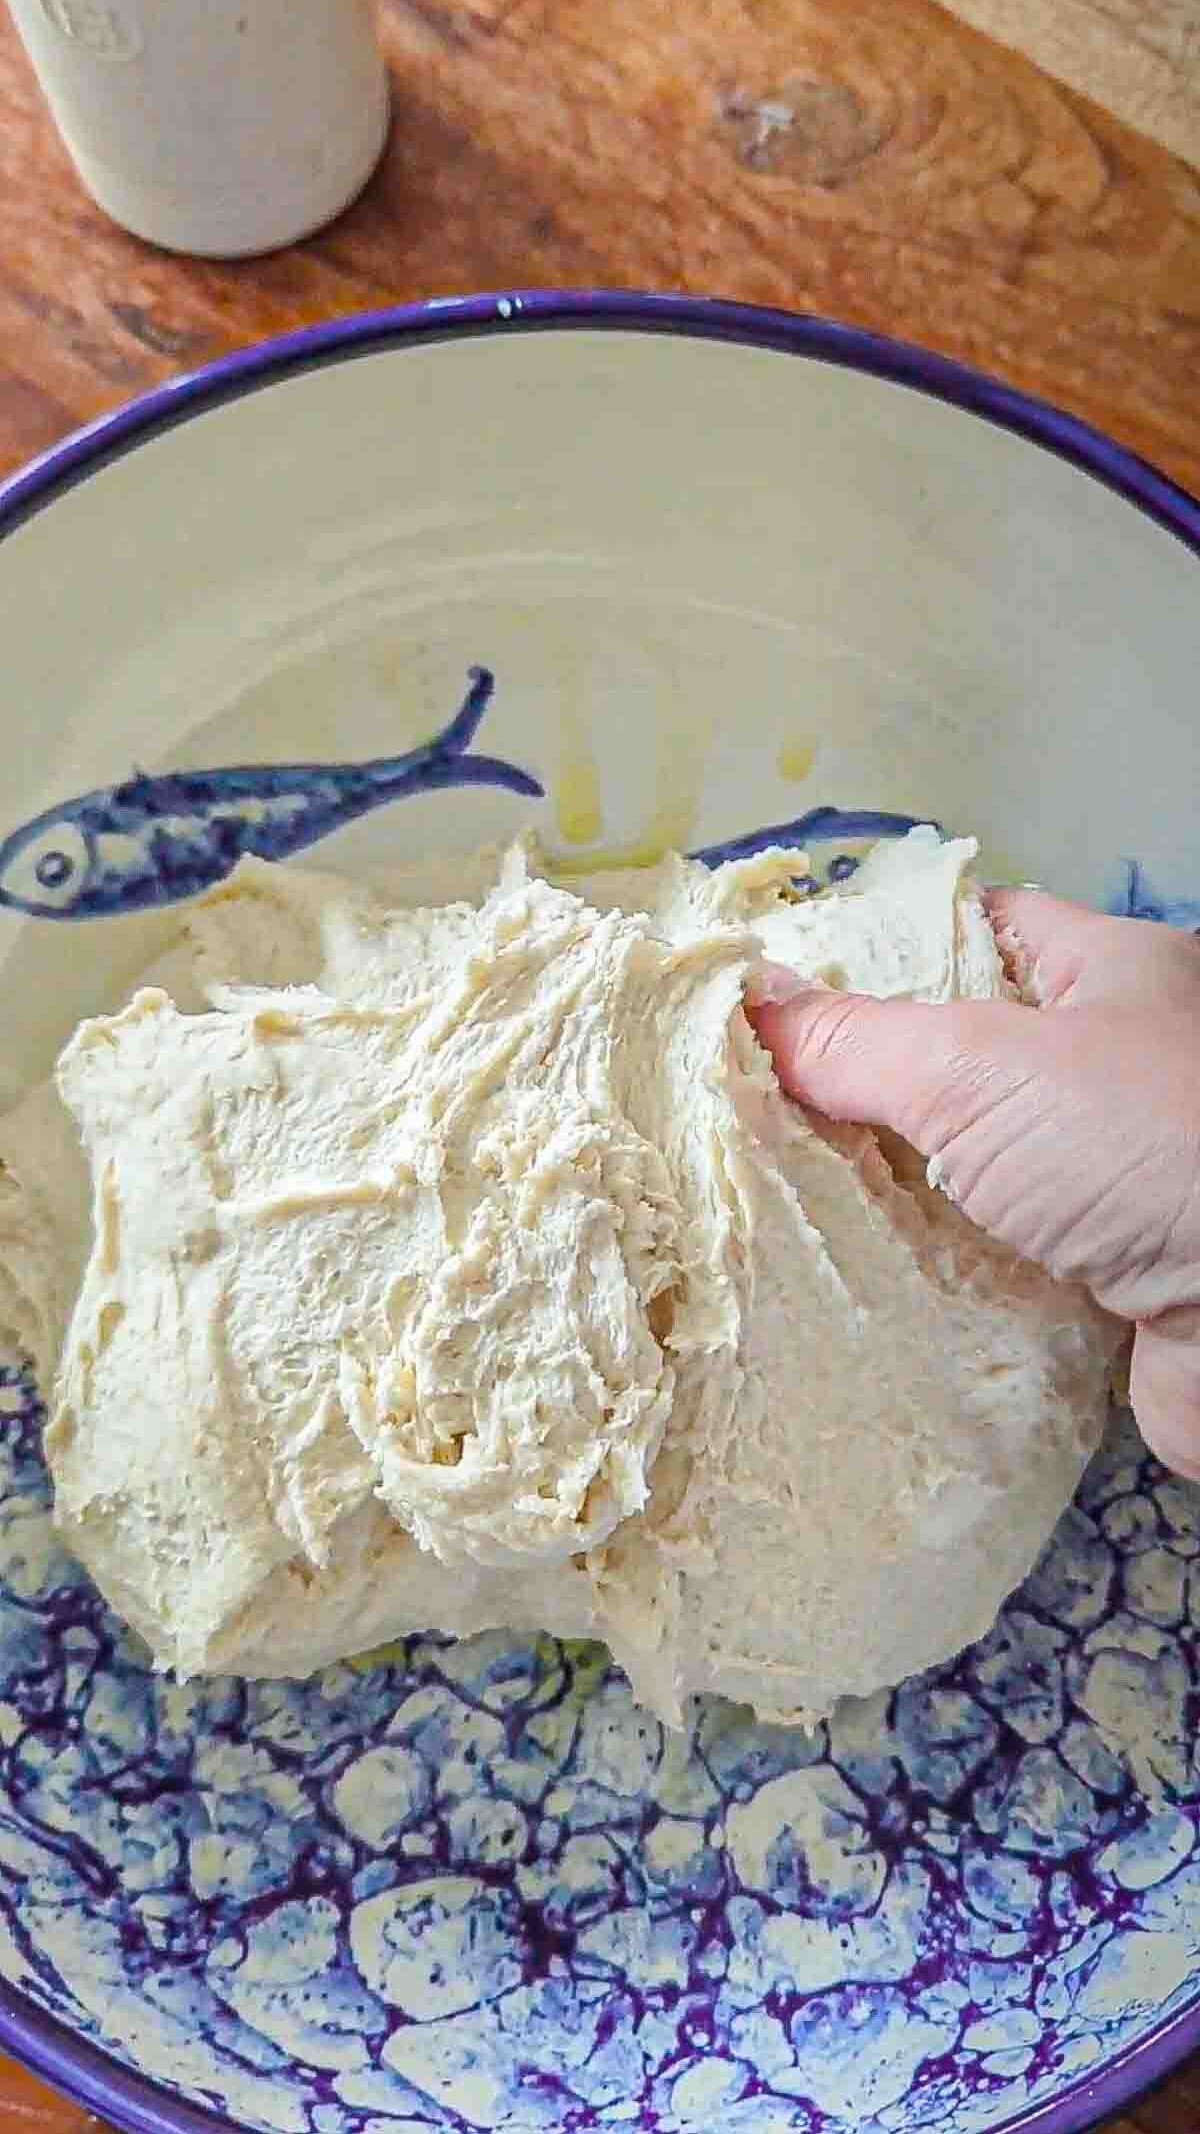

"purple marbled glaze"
[0, 1362, 1199, 2134]
[1, 290, 1199, 2134]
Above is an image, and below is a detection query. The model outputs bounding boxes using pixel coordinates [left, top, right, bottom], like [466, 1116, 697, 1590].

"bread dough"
[0, 830, 1121, 1724]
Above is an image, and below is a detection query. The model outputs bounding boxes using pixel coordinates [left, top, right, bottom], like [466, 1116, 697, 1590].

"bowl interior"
[1, 318, 1199, 2134]
[2, 328, 1198, 1095]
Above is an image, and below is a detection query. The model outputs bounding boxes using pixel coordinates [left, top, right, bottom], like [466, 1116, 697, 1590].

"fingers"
[755, 983, 1200, 1485]
[985, 890, 1113, 1005]
[1129, 1306, 1200, 1481]
[988, 888, 1200, 1010]
[750, 987, 1043, 1156]
[749, 988, 920, 1136]
[748, 889, 1115, 1139]
[751, 887, 1200, 1347]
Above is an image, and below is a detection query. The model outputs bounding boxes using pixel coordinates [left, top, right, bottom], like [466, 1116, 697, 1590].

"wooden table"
[0, 3, 1198, 2131]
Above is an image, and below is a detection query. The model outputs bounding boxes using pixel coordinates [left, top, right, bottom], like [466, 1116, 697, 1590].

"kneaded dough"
[0, 830, 1121, 1725]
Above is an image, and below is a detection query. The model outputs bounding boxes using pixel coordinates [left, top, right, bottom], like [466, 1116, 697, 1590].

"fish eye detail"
[0, 669, 542, 921]
[35, 850, 74, 890]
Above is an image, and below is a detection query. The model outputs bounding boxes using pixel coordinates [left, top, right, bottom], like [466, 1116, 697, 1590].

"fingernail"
[745, 961, 825, 1008]
[745, 959, 805, 1007]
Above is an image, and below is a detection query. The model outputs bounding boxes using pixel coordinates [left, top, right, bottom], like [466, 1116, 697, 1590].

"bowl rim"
[0, 288, 1197, 2134]
[1, 289, 1199, 553]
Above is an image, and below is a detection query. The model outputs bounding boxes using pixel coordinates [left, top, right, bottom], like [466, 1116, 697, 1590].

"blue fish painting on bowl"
[0, 667, 542, 922]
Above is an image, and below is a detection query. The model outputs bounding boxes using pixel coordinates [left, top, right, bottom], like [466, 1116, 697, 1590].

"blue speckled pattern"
[2, 828, 1200, 2134]
[1, 1365, 1199, 2134]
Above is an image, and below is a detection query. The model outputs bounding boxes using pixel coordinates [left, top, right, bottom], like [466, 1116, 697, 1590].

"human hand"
[751, 891, 1200, 1478]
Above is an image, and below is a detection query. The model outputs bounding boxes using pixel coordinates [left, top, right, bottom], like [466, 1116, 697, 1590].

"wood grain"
[0, 0, 1196, 492]
[935, 0, 1200, 166]
[0, 2060, 97, 2134]
[0, 0, 1198, 2130]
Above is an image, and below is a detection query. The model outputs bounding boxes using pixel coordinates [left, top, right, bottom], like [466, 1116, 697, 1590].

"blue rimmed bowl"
[1, 293, 1199, 2134]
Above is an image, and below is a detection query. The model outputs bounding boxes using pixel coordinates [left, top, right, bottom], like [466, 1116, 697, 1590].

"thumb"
[748, 887, 1154, 1137]
[748, 981, 1131, 1287]
[750, 985, 1044, 1157]
[751, 979, 1200, 1323]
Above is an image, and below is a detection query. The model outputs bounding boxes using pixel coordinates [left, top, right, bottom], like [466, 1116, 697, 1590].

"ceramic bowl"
[1, 294, 1199, 2134]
